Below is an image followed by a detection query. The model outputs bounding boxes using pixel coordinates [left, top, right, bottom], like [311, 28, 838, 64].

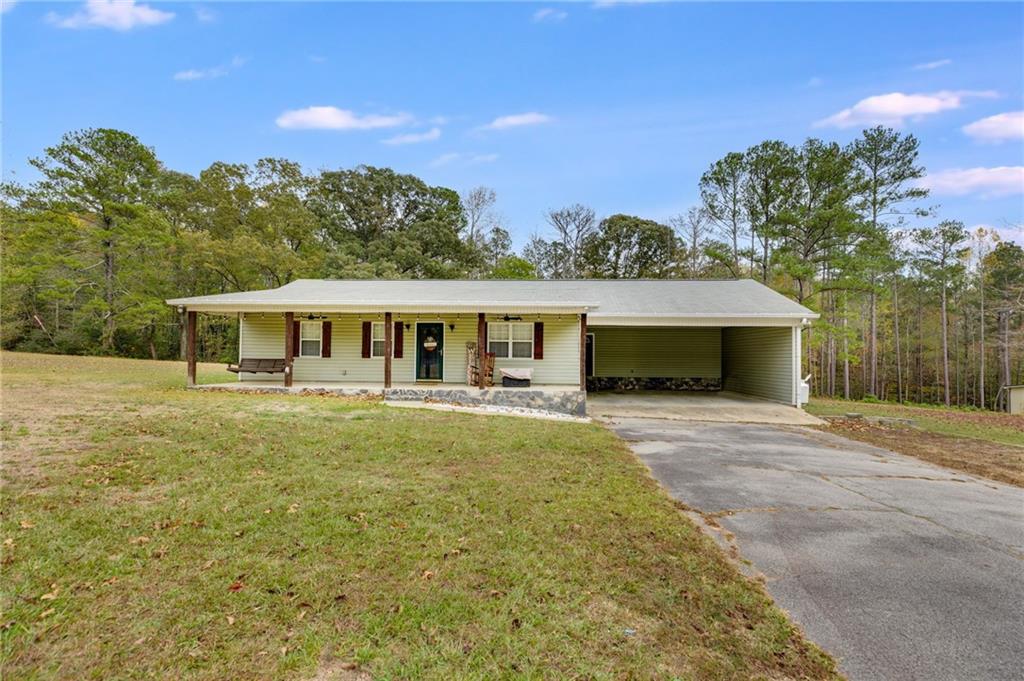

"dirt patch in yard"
[822, 418, 1024, 488]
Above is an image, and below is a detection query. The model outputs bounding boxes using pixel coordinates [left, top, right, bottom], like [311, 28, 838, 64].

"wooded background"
[3, 127, 1022, 409]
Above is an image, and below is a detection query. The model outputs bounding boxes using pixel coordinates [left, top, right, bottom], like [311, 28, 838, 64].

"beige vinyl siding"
[238, 313, 579, 385]
[589, 327, 721, 379]
[238, 315, 283, 383]
[722, 327, 794, 404]
[488, 316, 579, 385]
[294, 316, 414, 383]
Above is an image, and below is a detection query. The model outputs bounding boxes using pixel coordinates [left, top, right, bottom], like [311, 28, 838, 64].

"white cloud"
[429, 152, 499, 168]
[276, 106, 412, 131]
[971, 223, 1024, 246]
[1, 0, 18, 14]
[815, 90, 997, 129]
[592, 0, 660, 7]
[912, 58, 952, 71]
[533, 7, 568, 22]
[479, 112, 552, 131]
[382, 127, 441, 146]
[47, 0, 174, 30]
[173, 56, 245, 81]
[963, 111, 1024, 142]
[920, 167, 1024, 198]
[194, 6, 216, 23]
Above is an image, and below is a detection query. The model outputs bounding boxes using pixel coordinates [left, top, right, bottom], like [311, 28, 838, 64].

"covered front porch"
[178, 302, 590, 416]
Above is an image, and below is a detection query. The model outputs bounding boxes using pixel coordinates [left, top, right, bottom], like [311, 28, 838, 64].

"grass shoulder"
[808, 397, 1023, 487]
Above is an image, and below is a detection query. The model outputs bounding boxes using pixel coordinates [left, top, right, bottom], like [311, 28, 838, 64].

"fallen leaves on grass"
[824, 418, 1024, 487]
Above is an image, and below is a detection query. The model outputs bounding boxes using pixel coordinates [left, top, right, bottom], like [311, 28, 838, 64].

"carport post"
[793, 324, 802, 407]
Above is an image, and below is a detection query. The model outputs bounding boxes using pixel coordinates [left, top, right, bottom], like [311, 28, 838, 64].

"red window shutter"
[533, 322, 544, 360]
[394, 322, 404, 358]
[292, 320, 301, 355]
[361, 321, 371, 358]
[321, 321, 332, 358]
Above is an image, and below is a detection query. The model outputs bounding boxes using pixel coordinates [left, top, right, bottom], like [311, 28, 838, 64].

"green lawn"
[806, 398, 1024, 447]
[1, 352, 836, 680]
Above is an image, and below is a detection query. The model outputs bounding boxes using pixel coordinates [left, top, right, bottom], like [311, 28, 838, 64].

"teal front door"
[416, 323, 444, 381]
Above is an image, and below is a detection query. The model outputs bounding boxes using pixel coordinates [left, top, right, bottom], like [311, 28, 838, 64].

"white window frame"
[370, 321, 386, 358]
[299, 320, 322, 358]
[487, 322, 533, 360]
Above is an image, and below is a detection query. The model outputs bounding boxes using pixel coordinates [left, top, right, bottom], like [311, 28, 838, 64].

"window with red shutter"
[361, 321, 371, 358]
[321, 321, 332, 358]
[394, 322, 404, 358]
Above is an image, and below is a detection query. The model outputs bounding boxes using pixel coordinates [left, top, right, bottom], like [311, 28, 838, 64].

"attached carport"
[579, 280, 815, 414]
[585, 322, 808, 409]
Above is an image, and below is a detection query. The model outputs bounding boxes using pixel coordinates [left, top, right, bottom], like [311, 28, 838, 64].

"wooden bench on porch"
[226, 358, 287, 374]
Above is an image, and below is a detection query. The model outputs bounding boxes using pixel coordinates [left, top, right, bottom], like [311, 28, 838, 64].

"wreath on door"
[423, 335, 438, 351]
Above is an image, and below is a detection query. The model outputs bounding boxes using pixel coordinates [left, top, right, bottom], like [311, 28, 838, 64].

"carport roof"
[167, 278, 817, 322]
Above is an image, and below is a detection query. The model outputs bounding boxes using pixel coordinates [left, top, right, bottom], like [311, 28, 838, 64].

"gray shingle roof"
[167, 278, 816, 320]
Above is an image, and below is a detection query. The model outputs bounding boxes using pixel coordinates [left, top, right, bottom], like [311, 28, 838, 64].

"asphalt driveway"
[606, 417, 1024, 681]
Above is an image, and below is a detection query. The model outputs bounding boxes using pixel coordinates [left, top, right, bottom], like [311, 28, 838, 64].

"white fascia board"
[587, 313, 817, 327]
[167, 301, 594, 315]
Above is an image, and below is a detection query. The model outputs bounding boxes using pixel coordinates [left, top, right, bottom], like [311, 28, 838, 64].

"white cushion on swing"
[499, 368, 533, 380]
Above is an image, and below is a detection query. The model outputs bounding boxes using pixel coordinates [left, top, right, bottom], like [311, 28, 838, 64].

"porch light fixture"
[448, 323, 456, 332]
[404, 323, 411, 330]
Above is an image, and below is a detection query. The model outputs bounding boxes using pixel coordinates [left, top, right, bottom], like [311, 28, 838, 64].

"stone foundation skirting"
[586, 376, 722, 392]
[385, 387, 587, 417]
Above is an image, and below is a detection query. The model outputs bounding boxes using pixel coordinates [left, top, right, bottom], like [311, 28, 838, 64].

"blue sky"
[3, 1, 1023, 247]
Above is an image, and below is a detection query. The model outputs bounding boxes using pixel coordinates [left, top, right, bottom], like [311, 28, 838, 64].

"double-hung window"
[300, 321, 322, 357]
[488, 322, 533, 359]
[370, 322, 386, 358]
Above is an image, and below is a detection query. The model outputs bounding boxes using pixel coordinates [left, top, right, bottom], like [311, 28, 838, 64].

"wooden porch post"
[284, 311, 294, 387]
[477, 312, 486, 389]
[579, 312, 587, 391]
[186, 309, 197, 387]
[384, 312, 393, 389]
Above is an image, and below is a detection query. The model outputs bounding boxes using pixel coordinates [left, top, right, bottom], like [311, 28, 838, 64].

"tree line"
[3, 127, 1021, 409]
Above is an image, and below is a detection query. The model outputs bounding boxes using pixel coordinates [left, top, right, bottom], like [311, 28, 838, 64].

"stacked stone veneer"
[586, 376, 722, 392]
[196, 383, 587, 417]
[385, 387, 587, 417]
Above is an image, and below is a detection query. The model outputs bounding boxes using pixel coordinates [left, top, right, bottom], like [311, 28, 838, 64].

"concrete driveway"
[606, 417, 1024, 681]
[587, 391, 823, 426]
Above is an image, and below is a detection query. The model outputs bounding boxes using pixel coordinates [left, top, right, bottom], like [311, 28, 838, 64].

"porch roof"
[167, 278, 817, 322]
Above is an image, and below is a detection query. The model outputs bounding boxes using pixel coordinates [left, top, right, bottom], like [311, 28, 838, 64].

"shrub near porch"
[1, 352, 838, 679]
